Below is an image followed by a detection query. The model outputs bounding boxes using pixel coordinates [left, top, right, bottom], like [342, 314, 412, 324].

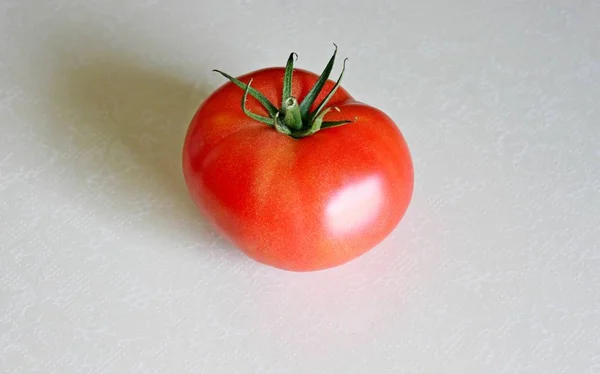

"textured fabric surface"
[1, 0, 599, 373]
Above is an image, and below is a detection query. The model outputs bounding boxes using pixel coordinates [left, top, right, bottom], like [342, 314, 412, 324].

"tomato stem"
[280, 97, 303, 130]
[214, 45, 354, 138]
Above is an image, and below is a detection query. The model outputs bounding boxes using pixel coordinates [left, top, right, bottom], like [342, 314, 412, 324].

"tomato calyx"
[213, 45, 353, 138]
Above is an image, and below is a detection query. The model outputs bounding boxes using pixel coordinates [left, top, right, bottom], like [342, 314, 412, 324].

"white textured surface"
[1, 0, 599, 372]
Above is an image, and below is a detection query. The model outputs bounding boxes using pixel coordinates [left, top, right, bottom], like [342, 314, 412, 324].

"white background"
[1, 0, 599, 373]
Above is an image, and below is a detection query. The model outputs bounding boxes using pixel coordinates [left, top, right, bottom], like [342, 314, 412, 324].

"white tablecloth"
[1, 1, 599, 372]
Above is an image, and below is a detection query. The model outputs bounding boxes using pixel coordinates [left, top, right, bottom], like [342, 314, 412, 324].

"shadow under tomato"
[43, 42, 238, 256]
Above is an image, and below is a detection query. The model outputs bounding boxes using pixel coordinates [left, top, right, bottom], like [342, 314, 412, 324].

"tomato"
[182, 47, 413, 271]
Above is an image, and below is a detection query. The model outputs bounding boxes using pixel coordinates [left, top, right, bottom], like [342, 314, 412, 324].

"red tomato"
[182, 48, 413, 271]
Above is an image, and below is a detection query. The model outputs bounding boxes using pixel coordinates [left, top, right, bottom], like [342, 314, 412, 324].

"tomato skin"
[182, 67, 413, 271]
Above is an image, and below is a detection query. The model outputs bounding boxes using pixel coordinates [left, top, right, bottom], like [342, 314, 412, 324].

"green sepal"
[321, 120, 353, 129]
[213, 45, 356, 138]
[298, 44, 338, 119]
[308, 58, 348, 124]
[241, 79, 275, 126]
[292, 107, 336, 137]
[273, 112, 292, 135]
[213, 69, 278, 117]
[282, 52, 297, 104]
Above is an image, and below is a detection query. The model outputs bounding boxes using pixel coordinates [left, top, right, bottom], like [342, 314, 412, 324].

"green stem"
[215, 45, 355, 138]
[280, 97, 303, 130]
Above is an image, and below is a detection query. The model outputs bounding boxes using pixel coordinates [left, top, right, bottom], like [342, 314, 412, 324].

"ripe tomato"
[182, 47, 413, 271]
